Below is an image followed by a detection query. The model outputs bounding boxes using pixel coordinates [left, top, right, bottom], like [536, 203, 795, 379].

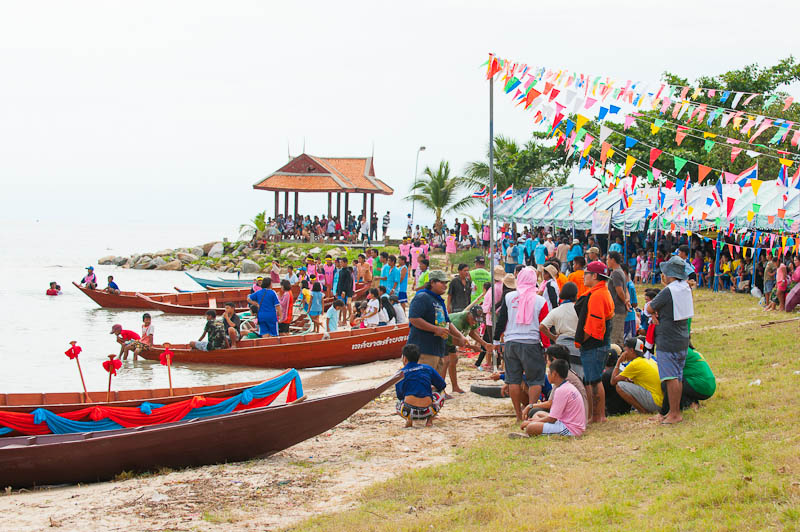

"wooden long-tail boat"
[186, 272, 255, 289]
[139, 324, 408, 368]
[0, 373, 400, 487]
[136, 283, 369, 315]
[72, 282, 167, 309]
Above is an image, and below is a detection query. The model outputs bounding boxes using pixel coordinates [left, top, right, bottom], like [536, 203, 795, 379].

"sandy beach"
[0, 356, 511, 532]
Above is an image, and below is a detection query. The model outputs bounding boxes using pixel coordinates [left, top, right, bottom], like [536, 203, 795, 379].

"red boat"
[72, 281, 167, 309]
[135, 283, 369, 315]
[139, 324, 408, 368]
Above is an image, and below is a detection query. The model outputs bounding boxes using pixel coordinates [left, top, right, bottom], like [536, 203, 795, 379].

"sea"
[0, 220, 409, 394]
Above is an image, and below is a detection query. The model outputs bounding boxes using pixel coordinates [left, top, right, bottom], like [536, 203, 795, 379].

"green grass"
[287, 288, 800, 531]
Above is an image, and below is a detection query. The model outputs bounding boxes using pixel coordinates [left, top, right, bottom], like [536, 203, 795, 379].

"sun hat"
[661, 255, 688, 280]
[587, 246, 600, 255]
[585, 260, 609, 279]
[493, 265, 505, 281]
[502, 273, 517, 289]
[572, 238, 580, 245]
[544, 264, 559, 280]
[428, 270, 449, 283]
[110, 324, 122, 334]
[546, 233, 552, 238]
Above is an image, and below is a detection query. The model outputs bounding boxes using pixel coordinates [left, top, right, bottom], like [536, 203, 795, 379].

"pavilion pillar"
[284, 191, 289, 218]
[274, 191, 279, 218]
[344, 193, 350, 223]
[294, 192, 299, 219]
[328, 192, 332, 218]
[362, 193, 368, 220]
[336, 192, 341, 220]
[370, 193, 375, 222]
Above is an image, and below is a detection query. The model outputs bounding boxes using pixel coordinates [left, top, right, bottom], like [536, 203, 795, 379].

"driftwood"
[759, 317, 800, 328]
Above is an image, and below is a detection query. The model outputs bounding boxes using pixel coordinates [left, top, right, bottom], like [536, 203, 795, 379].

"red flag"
[726, 197, 735, 219]
[649, 148, 662, 167]
[697, 165, 712, 184]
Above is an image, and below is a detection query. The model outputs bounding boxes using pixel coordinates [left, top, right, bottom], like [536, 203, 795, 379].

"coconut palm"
[405, 161, 474, 227]
[238, 211, 267, 241]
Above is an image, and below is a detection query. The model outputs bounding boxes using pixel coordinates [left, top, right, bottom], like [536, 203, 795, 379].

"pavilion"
[253, 153, 394, 221]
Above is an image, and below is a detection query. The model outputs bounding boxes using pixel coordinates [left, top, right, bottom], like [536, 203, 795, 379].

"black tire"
[469, 383, 505, 398]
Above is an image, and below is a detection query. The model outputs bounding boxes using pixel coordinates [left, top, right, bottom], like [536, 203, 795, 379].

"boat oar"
[102, 354, 121, 402]
[64, 341, 92, 403]
[160, 343, 174, 396]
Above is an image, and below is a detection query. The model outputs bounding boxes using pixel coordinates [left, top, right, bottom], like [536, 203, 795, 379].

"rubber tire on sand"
[470, 383, 505, 398]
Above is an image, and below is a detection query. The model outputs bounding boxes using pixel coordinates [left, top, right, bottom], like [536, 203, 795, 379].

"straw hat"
[493, 265, 505, 281]
[544, 264, 559, 280]
[502, 273, 517, 289]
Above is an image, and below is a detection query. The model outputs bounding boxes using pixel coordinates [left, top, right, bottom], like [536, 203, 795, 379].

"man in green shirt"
[659, 347, 716, 416]
[415, 258, 430, 291]
[371, 249, 384, 288]
[445, 306, 494, 395]
[469, 256, 491, 302]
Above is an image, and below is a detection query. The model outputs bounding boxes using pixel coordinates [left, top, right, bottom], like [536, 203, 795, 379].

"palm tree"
[405, 161, 474, 227]
[238, 211, 267, 241]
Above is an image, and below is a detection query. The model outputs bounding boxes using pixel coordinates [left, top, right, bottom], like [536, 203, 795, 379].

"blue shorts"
[656, 349, 687, 381]
[580, 345, 609, 384]
[258, 317, 278, 337]
[398, 291, 408, 303]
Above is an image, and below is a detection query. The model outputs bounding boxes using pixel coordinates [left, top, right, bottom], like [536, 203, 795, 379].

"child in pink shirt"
[445, 231, 458, 272]
[514, 359, 586, 437]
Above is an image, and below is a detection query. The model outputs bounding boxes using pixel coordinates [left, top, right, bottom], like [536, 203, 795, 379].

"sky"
[1, 0, 798, 235]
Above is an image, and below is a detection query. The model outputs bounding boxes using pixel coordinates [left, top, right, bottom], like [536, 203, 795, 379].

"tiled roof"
[253, 154, 393, 195]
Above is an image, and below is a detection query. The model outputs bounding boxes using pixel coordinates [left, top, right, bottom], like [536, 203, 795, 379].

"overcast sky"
[1, 0, 798, 233]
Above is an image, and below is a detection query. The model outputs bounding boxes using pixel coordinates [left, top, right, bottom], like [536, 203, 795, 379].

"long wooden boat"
[72, 282, 167, 309]
[140, 324, 409, 368]
[0, 373, 400, 487]
[0, 377, 274, 413]
[137, 283, 369, 315]
[186, 272, 254, 289]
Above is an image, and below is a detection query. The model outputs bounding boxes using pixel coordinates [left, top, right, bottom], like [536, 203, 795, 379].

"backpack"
[207, 320, 228, 351]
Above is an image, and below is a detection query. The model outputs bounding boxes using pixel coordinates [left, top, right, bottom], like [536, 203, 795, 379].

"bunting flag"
[649, 148, 662, 167]
[625, 155, 635, 176]
[712, 178, 723, 207]
[697, 165, 712, 184]
[472, 186, 488, 198]
[500, 185, 514, 203]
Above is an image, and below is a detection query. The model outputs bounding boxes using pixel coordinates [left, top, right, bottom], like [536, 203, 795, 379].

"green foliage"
[238, 210, 267, 241]
[463, 134, 574, 195]
[587, 57, 800, 184]
[405, 161, 475, 225]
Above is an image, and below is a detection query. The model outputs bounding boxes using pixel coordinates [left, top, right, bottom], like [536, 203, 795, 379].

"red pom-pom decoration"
[102, 358, 122, 376]
[159, 348, 173, 366]
[65, 342, 82, 360]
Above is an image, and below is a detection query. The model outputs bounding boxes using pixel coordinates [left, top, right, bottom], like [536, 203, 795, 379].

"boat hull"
[186, 272, 254, 289]
[0, 374, 400, 487]
[140, 324, 408, 368]
[72, 282, 165, 309]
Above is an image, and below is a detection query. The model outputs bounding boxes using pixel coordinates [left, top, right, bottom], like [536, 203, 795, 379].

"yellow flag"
[751, 179, 762, 197]
[625, 155, 635, 176]
[687, 230, 693, 237]
[575, 114, 589, 132]
[747, 210, 755, 222]
[687, 206, 694, 216]
[703, 132, 717, 139]
[779, 158, 794, 167]
[650, 122, 661, 135]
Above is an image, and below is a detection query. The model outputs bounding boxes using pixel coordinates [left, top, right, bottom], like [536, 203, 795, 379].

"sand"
[0, 356, 513, 532]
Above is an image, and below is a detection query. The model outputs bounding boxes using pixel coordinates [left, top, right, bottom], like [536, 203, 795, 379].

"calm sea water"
[0, 220, 407, 394]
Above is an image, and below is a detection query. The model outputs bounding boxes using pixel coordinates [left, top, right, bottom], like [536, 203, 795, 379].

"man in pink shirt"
[512, 359, 586, 437]
[445, 231, 458, 272]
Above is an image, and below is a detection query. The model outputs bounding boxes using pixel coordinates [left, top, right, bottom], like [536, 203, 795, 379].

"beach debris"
[748, 379, 762, 386]
[149, 493, 168, 503]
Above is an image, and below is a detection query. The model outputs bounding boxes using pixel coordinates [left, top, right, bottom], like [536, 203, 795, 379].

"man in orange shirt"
[574, 260, 615, 423]
[567, 256, 587, 298]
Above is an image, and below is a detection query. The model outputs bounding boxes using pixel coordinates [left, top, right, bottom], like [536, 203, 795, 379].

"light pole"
[410, 146, 426, 225]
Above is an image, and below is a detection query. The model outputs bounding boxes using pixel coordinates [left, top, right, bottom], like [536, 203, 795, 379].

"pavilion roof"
[253, 154, 393, 195]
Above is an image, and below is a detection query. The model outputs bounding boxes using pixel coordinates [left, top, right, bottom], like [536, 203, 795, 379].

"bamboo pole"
[106, 354, 116, 402]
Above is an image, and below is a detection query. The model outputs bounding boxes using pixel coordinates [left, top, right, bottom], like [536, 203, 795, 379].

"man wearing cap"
[469, 256, 491, 302]
[446, 307, 493, 393]
[646, 255, 694, 424]
[408, 270, 467, 379]
[110, 323, 141, 358]
[567, 238, 583, 266]
[544, 234, 555, 258]
[80, 266, 98, 289]
[586, 247, 600, 263]
[606, 251, 631, 348]
[574, 260, 615, 423]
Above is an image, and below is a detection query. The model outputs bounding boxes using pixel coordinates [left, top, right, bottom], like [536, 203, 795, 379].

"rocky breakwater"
[97, 242, 352, 274]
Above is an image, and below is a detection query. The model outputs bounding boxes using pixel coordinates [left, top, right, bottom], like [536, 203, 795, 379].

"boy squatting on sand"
[395, 344, 446, 427]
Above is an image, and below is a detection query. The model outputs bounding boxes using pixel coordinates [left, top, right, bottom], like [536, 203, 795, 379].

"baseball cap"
[469, 306, 485, 323]
[473, 256, 486, 264]
[587, 246, 600, 255]
[86, 266, 94, 270]
[110, 324, 122, 334]
[428, 270, 449, 283]
[572, 238, 580, 245]
[585, 260, 609, 278]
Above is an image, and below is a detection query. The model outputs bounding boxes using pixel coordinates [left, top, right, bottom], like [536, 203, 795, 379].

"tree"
[463, 134, 574, 195]
[405, 161, 474, 227]
[583, 57, 800, 185]
[238, 211, 267, 241]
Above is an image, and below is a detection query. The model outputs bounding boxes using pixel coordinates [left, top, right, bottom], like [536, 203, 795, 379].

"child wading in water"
[395, 344, 446, 428]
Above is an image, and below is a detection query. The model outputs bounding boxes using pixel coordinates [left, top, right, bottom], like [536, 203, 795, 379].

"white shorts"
[542, 419, 574, 436]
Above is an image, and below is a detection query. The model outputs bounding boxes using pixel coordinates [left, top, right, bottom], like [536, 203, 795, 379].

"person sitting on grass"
[511, 359, 586, 438]
[523, 345, 588, 422]
[190, 310, 227, 351]
[610, 337, 663, 414]
[326, 299, 345, 333]
[395, 344, 446, 428]
[104, 275, 120, 295]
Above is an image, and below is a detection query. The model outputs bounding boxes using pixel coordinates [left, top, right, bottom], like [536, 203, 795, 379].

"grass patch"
[288, 287, 800, 531]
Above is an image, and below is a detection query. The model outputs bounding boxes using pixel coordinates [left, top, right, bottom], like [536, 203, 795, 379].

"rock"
[153, 249, 174, 257]
[176, 252, 198, 264]
[112, 256, 128, 266]
[191, 246, 205, 257]
[328, 248, 345, 258]
[208, 242, 224, 258]
[148, 257, 167, 269]
[156, 259, 183, 271]
[98, 255, 115, 265]
[308, 246, 322, 255]
[241, 259, 261, 273]
[279, 247, 294, 257]
[202, 241, 222, 255]
[286, 252, 301, 261]
[236, 243, 246, 252]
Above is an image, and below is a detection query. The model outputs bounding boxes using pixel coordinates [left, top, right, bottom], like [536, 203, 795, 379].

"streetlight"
[411, 146, 426, 226]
